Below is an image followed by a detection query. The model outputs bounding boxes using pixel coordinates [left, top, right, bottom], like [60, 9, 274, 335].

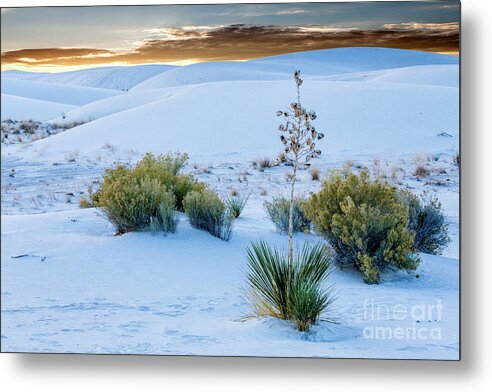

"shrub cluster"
[184, 189, 233, 241]
[88, 152, 201, 233]
[304, 170, 420, 284]
[399, 190, 450, 255]
[264, 196, 311, 234]
[246, 240, 335, 332]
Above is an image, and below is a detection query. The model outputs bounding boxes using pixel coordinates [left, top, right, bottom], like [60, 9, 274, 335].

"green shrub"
[225, 194, 249, 218]
[148, 192, 179, 234]
[88, 152, 199, 233]
[184, 189, 233, 241]
[98, 174, 175, 234]
[264, 196, 311, 234]
[304, 170, 419, 284]
[91, 152, 202, 211]
[246, 240, 335, 332]
[399, 190, 450, 255]
[158, 196, 179, 233]
[132, 152, 203, 210]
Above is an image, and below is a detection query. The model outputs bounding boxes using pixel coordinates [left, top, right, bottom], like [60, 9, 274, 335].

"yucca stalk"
[276, 70, 324, 262]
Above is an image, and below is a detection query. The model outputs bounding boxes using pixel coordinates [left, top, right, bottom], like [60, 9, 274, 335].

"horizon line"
[1, 46, 460, 74]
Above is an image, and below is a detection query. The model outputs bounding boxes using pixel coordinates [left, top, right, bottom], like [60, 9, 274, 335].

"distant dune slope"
[1, 78, 122, 106]
[1, 94, 77, 122]
[3, 48, 459, 161]
[48, 86, 188, 124]
[132, 47, 458, 91]
[1, 65, 176, 90]
[313, 64, 458, 87]
[21, 79, 458, 161]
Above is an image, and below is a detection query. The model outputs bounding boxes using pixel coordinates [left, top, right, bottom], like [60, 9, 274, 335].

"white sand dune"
[2, 64, 175, 90]
[21, 78, 458, 162]
[1, 94, 77, 122]
[1, 78, 122, 106]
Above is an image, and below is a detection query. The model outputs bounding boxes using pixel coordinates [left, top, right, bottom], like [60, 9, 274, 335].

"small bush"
[19, 121, 37, 134]
[225, 194, 249, 219]
[184, 189, 233, 241]
[253, 157, 272, 171]
[413, 165, 430, 178]
[79, 198, 91, 208]
[453, 152, 460, 167]
[310, 167, 320, 181]
[264, 196, 311, 234]
[246, 240, 335, 332]
[276, 152, 288, 165]
[51, 120, 86, 130]
[399, 191, 450, 255]
[304, 170, 419, 284]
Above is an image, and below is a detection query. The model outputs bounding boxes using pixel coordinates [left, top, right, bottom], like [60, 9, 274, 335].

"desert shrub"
[399, 190, 450, 255]
[304, 170, 419, 284]
[132, 152, 203, 210]
[79, 198, 91, 208]
[19, 120, 37, 134]
[413, 165, 430, 178]
[453, 152, 460, 167]
[97, 173, 175, 234]
[310, 167, 320, 181]
[253, 157, 272, 171]
[88, 152, 200, 233]
[51, 120, 86, 130]
[184, 189, 233, 241]
[246, 240, 335, 332]
[276, 152, 288, 165]
[90, 153, 203, 212]
[225, 194, 249, 218]
[264, 196, 311, 234]
[146, 191, 179, 234]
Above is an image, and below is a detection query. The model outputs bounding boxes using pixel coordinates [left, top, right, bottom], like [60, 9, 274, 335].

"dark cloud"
[1, 23, 459, 69]
[1, 48, 115, 64]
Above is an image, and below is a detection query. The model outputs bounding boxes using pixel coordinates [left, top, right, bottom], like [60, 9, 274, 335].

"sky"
[1, 1, 460, 72]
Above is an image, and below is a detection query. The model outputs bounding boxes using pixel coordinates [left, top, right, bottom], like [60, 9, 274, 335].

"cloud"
[1, 23, 459, 69]
[382, 22, 459, 32]
[274, 9, 312, 15]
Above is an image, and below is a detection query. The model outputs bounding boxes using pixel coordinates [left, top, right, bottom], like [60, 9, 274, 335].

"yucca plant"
[225, 194, 249, 219]
[287, 278, 334, 332]
[276, 70, 324, 262]
[246, 240, 335, 332]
